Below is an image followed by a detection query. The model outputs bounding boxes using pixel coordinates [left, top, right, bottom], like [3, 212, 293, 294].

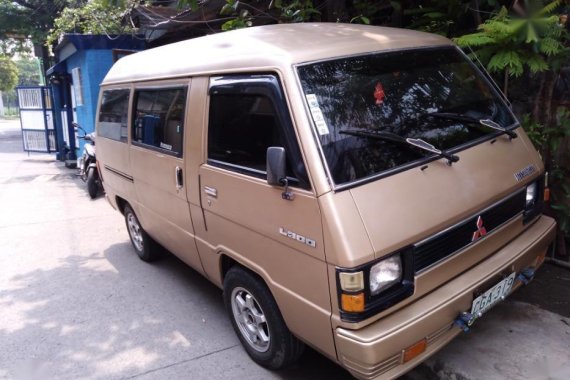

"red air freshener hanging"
[374, 82, 385, 105]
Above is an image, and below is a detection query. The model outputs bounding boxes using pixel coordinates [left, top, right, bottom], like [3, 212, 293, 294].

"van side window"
[207, 75, 310, 189]
[99, 89, 129, 142]
[208, 95, 284, 172]
[132, 88, 186, 156]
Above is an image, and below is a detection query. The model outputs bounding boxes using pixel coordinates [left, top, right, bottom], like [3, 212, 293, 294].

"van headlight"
[370, 255, 402, 296]
[525, 182, 537, 208]
[523, 178, 544, 224]
[336, 249, 414, 322]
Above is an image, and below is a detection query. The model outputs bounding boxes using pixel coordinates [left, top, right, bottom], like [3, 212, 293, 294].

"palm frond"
[525, 55, 549, 73]
[538, 0, 562, 17]
[539, 37, 563, 55]
[454, 33, 495, 47]
[488, 50, 524, 76]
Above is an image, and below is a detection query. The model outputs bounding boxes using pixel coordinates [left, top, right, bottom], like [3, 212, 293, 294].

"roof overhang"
[46, 60, 67, 77]
[53, 34, 146, 61]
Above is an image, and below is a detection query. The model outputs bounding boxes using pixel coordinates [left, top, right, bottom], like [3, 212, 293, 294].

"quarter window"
[98, 89, 129, 142]
[132, 88, 187, 156]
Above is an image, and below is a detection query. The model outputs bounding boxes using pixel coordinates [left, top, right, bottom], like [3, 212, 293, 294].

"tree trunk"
[532, 72, 546, 122]
[470, 0, 482, 26]
[503, 69, 509, 98]
[0, 91, 4, 116]
[543, 72, 559, 128]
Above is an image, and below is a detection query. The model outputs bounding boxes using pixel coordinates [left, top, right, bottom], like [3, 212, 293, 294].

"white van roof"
[102, 23, 452, 85]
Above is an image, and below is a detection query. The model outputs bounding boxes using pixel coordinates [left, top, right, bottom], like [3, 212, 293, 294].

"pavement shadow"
[0, 243, 222, 379]
[0, 240, 356, 379]
[0, 129, 26, 155]
[108, 248, 356, 380]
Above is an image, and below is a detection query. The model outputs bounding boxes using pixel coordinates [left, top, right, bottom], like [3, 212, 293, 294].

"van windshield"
[297, 46, 517, 186]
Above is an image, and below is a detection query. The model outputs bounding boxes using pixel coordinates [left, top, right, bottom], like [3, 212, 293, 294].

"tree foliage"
[46, 0, 133, 46]
[402, 0, 474, 36]
[15, 56, 41, 86]
[0, 55, 18, 92]
[0, 1, 81, 52]
[219, 0, 321, 30]
[454, 2, 568, 77]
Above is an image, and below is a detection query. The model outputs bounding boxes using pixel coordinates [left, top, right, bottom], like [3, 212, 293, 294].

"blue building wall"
[67, 49, 115, 153]
[47, 34, 145, 160]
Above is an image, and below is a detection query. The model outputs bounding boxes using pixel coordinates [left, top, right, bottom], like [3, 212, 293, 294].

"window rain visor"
[297, 46, 517, 186]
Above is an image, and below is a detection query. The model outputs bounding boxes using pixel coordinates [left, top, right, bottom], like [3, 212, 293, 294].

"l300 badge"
[279, 227, 316, 248]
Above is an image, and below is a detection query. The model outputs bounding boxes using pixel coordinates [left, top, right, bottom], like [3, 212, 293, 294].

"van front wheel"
[223, 266, 304, 369]
[124, 204, 160, 262]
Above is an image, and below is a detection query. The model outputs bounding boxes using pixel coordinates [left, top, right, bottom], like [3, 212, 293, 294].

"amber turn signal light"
[536, 249, 547, 267]
[341, 292, 365, 312]
[402, 338, 427, 363]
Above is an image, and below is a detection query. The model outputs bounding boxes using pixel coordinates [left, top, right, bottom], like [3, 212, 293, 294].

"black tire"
[123, 204, 160, 262]
[223, 266, 304, 369]
[86, 168, 99, 199]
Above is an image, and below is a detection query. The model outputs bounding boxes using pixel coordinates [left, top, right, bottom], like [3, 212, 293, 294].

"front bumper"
[335, 215, 556, 380]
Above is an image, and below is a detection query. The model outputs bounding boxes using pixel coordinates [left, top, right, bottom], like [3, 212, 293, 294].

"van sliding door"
[129, 80, 204, 274]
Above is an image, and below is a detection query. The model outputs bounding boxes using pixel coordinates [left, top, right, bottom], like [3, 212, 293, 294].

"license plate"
[471, 272, 516, 320]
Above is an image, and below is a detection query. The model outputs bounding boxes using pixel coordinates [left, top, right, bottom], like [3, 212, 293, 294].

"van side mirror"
[267, 147, 286, 186]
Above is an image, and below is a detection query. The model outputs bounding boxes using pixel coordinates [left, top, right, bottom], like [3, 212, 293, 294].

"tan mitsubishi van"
[96, 23, 556, 379]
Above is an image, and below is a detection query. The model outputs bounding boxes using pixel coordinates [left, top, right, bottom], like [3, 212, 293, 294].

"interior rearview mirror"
[267, 147, 286, 186]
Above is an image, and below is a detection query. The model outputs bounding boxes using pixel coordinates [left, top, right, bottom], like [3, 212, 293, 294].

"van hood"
[348, 133, 542, 261]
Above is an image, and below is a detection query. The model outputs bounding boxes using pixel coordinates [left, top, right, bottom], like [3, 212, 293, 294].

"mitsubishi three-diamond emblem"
[472, 216, 487, 242]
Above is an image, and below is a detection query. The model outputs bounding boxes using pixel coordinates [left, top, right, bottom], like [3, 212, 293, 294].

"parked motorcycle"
[75, 122, 102, 199]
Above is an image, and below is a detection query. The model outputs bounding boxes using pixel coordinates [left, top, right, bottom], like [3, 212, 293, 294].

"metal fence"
[16, 86, 57, 153]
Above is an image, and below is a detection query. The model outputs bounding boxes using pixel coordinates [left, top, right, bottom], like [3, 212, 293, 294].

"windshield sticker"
[374, 82, 385, 105]
[306, 94, 330, 135]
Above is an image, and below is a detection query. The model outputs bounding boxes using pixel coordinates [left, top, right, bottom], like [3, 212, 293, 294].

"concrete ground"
[1, 118, 569, 380]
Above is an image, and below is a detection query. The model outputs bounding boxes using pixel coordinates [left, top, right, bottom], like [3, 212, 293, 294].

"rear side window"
[98, 89, 129, 142]
[132, 88, 187, 156]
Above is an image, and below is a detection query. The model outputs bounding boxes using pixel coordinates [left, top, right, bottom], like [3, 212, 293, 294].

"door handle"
[175, 166, 183, 189]
[204, 186, 217, 198]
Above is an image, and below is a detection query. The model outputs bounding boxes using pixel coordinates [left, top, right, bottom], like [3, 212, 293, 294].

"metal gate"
[17, 86, 57, 153]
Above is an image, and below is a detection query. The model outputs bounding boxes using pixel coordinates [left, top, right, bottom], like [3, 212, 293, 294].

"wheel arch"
[220, 254, 267, 286]
[116, 196, 127, 215]
[215, 250, 335, 363]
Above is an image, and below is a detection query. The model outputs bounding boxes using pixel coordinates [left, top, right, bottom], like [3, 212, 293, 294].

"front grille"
[413, 189, 526, 272]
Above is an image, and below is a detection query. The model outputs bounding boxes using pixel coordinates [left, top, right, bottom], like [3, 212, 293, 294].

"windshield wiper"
[340, 129, 459, 165]
[425, 112, 517, 139]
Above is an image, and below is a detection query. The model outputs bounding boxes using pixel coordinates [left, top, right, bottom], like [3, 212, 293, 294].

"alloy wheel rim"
[231, 287, 270, 353]
[127, 213, 144, 251]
